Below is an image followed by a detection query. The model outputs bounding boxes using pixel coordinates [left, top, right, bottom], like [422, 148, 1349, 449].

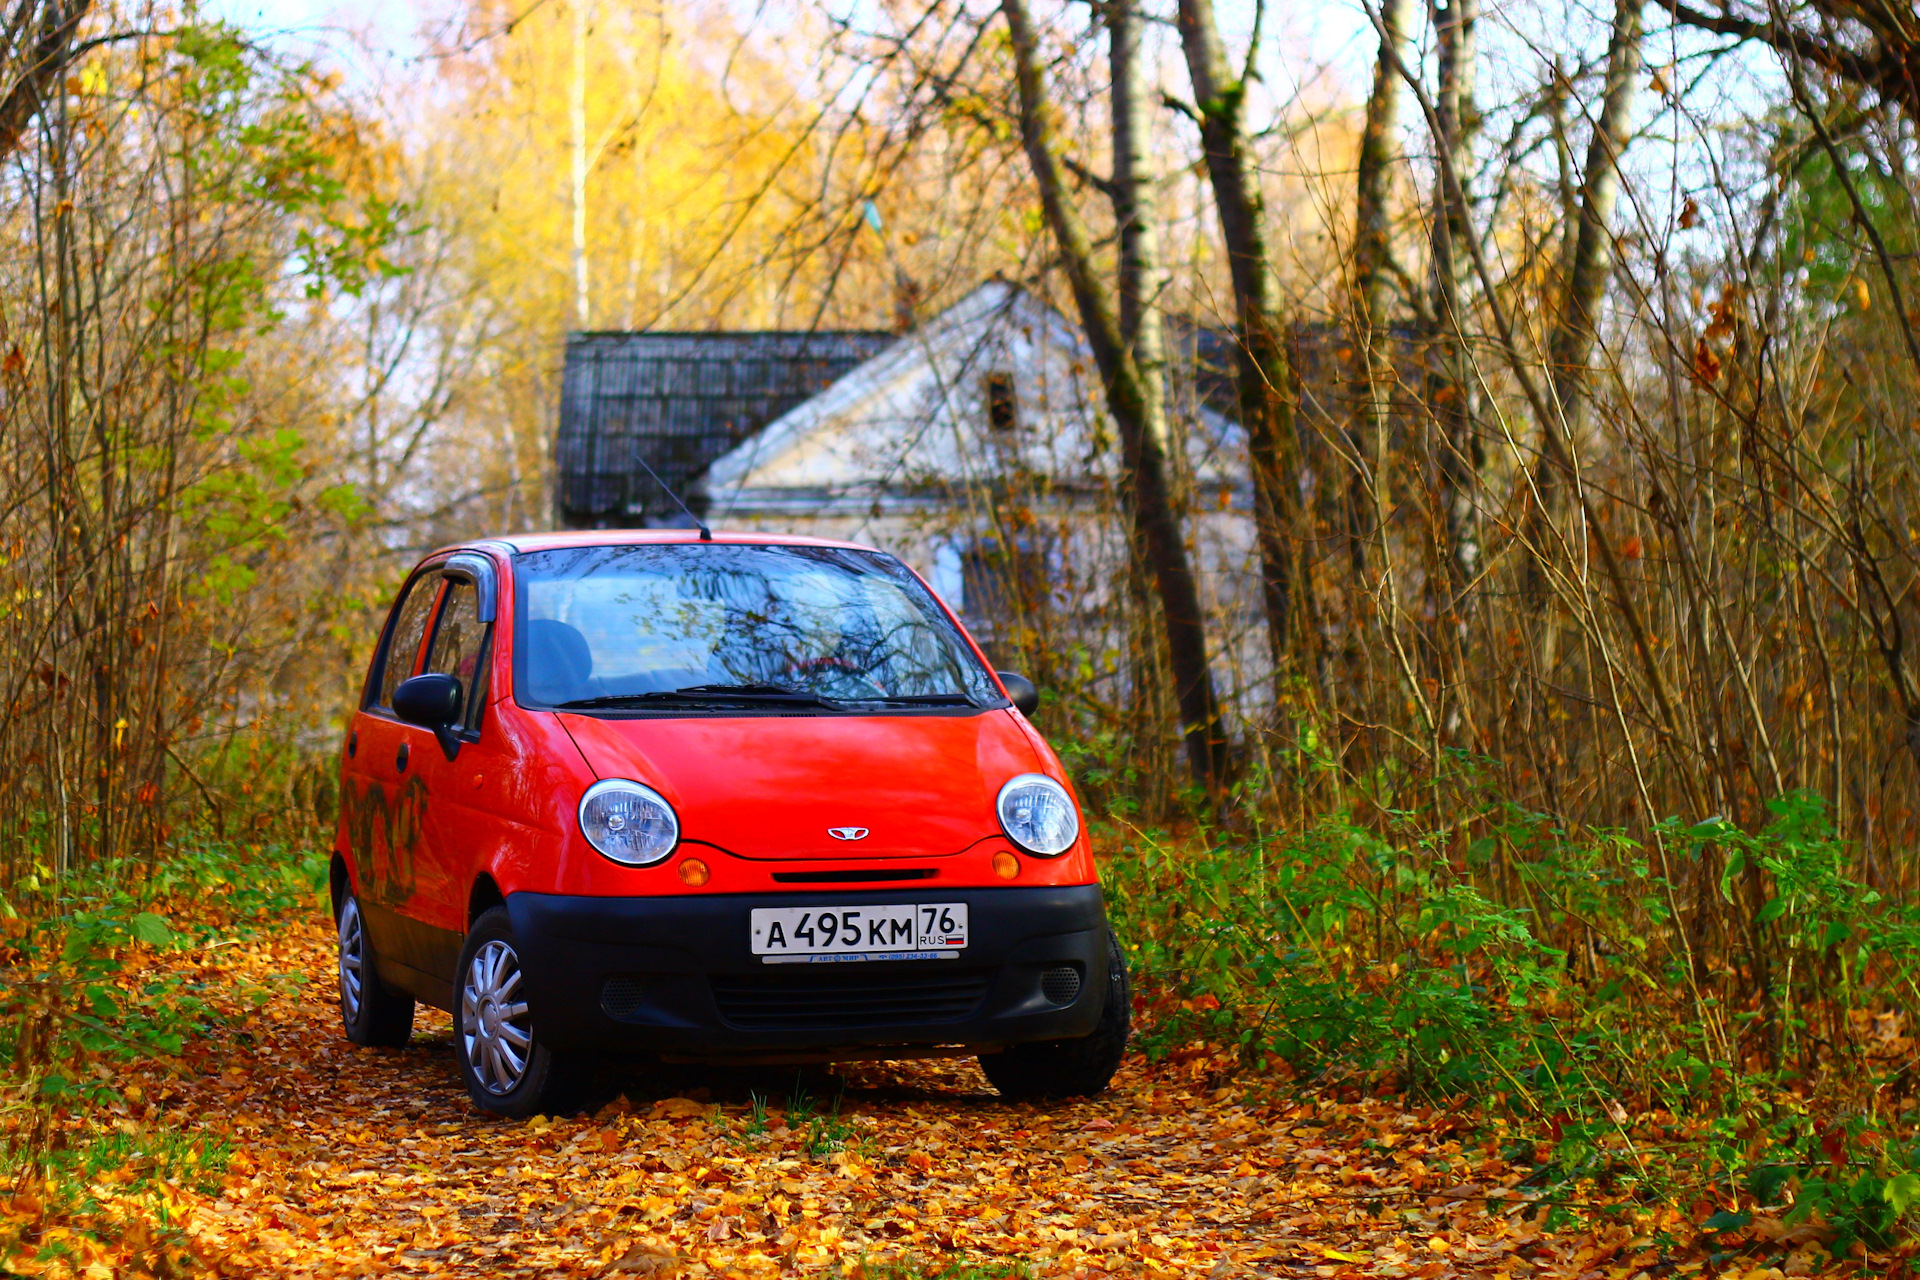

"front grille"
[602, 976, 646, 1019]
[770, 868, 936, 884]
[1040, 965, 1083, 1006]
[710, 969, 991, 1031]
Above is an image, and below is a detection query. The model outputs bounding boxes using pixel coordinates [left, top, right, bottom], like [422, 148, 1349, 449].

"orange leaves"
[1693, 285, 1741, 386]
[1692, 336, 1723, 386]
[16, 913, 1907, 1280]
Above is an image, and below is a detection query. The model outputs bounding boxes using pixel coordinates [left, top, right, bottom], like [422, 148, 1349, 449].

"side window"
[425, 578, 488, 727]
[373, 571, 442, 711]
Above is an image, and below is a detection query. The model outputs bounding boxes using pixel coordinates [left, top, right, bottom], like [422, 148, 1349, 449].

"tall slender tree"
[1174, 0, 1307, 691]
[1349, 0, 1413, 580]
[1000, 0, 1230, 788]
[1427, 0, 1483, 599]
[1524, 0, 1644, 589]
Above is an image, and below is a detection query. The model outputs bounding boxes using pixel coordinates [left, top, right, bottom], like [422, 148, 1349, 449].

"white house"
[554, 279, 1267, 695]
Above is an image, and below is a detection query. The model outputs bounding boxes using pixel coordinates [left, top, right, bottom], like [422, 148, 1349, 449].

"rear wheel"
[338, 893, 415, 1048]
[981, 931, 1130, 1100]
[453, 907, 591, 1117]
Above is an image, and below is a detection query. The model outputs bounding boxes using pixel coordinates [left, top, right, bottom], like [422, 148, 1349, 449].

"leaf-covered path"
[160, 919, 1624, 1277]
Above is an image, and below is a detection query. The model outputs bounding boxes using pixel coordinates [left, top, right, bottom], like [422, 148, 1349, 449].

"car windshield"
[510, 543, 1000, 710]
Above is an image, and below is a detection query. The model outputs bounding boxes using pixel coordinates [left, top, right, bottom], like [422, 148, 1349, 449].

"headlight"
[578, 779, 679, 866]
[996, 773, 1079, 857]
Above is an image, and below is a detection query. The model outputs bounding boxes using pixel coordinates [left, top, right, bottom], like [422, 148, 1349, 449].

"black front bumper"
[507, 885, 1109, 1057]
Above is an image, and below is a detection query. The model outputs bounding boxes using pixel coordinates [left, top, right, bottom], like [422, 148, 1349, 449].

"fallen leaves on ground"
[0, 916, 1904, 1278]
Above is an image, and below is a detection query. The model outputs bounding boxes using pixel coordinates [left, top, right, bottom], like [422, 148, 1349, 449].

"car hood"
[555, 710, 1041, 860]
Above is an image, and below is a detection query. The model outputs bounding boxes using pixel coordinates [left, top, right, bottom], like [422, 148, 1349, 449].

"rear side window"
[373, 571, 442, 710]
[425, 578, 487, 723]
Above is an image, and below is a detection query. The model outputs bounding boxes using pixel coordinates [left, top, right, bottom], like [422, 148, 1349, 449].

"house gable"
[698, 282, 1115, 515]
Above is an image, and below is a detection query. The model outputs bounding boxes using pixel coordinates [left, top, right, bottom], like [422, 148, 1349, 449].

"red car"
[333, 531, 1128, 1115]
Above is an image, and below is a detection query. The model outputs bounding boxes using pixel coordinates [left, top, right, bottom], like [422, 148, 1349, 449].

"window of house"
[983, 372, 1018, 433]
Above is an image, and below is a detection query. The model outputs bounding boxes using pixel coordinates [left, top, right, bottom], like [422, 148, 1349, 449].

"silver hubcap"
[461, 939, 532, 1094]
[338, 898, 366, 1021]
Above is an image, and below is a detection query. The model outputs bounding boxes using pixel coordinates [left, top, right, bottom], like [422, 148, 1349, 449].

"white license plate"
[750, 903, 968, 964]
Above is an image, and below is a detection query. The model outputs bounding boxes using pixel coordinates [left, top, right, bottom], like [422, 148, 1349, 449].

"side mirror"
[995, 671, 1040, 717]
[394, 673, 465, 759]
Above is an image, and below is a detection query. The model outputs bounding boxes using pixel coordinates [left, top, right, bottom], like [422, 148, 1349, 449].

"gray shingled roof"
[555, 331, 895, 527]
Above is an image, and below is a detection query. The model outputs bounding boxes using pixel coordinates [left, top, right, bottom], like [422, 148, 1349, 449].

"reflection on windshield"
[511, 544, 998, 709]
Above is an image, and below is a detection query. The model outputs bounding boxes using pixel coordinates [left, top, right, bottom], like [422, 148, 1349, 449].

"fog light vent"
[1040, 965, 1082, 1006]
[601, 976, 645, 1019]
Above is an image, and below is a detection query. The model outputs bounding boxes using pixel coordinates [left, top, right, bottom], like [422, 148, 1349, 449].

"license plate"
[750, 903, 968, 964]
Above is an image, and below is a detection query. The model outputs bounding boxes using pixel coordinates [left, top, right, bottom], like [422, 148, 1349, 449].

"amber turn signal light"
[992, 850, 1020, 880]
[677, 858, 710, 886]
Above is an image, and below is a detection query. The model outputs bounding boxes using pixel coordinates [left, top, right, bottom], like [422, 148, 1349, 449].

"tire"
[981, 930, 1131, 1100]
[337, 892, 416, 1048]
[453, 907, 591, 1117]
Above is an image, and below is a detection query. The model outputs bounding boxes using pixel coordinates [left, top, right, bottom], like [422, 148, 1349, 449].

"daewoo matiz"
[333, 532, 1128, 1115]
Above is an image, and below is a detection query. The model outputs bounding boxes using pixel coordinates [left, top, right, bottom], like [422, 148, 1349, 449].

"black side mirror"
[995, 671, 1040, 717]
[393, 673, 464, 760]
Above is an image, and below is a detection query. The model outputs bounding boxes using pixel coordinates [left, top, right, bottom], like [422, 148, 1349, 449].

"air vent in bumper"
[709, 969, 991, 1031]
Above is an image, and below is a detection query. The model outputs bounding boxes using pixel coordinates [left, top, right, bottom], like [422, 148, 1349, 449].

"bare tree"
[1523, 0, 1644, 593]
[1173, 0, 1308, 691]
[0, 0, 92, 157]
[1349, 0, 1413, 581]
[1425, 0, 1482, 600]
[1663, 0, 1920, 123]
[1000, 0, 1229, 787]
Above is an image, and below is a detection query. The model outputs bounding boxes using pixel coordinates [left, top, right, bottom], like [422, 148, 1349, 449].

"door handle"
[347, 729, 357, 759]
[396, 741, 410, 772]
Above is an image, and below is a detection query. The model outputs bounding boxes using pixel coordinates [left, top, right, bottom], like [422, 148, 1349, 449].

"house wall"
[692, 283, 1278, 736]
[711, 501, 1273, 731]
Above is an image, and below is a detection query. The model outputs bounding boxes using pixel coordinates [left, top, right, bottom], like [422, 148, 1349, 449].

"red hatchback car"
[332, 532, 1128, 1115]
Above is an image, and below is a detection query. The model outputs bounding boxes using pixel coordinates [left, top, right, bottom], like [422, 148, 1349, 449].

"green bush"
[1099, 787, 1920, 1248]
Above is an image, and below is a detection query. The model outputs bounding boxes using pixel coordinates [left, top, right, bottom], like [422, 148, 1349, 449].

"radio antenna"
[632, 451, 713, 541]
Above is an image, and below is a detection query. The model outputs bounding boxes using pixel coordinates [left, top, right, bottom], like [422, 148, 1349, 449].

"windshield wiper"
[554, 685, 981, 711]
[837, 692, 979, 706]
[554, 684, 832, 710]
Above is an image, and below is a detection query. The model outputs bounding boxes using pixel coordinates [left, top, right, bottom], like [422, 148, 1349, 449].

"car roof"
[446, 530, 886, 557]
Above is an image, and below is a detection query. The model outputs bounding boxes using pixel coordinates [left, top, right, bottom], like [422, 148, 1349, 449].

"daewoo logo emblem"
[828, 827, 869, 841]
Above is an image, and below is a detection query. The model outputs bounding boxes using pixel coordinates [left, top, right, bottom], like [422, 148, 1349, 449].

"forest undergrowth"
[0, 765, 1914, 1275]
[1105, 771, 1920, 1267]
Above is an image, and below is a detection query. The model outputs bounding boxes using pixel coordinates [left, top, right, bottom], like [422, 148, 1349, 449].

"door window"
[425, 578, 488, 727]
[373, 570, 442, 711]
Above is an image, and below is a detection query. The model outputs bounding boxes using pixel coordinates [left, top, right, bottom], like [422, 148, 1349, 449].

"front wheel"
[980, 931, 1130, 1100]
[453, 907, 591, 1117]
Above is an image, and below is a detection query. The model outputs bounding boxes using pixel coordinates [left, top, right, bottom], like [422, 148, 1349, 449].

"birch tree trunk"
[1174, 0, 1306, 691]
[1349, 0, 1413, 579]
[1526, 0, 1644, 578]
[1427, 0, 1482, 599]
[1001, 0, 1229, 787]
[570, 0, 591, 328]
[1110, 0, 1167, 423]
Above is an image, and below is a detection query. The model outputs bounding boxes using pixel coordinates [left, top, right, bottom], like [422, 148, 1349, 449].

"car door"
[405, 567, 499, 947]
[341, 564, 448, 995]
